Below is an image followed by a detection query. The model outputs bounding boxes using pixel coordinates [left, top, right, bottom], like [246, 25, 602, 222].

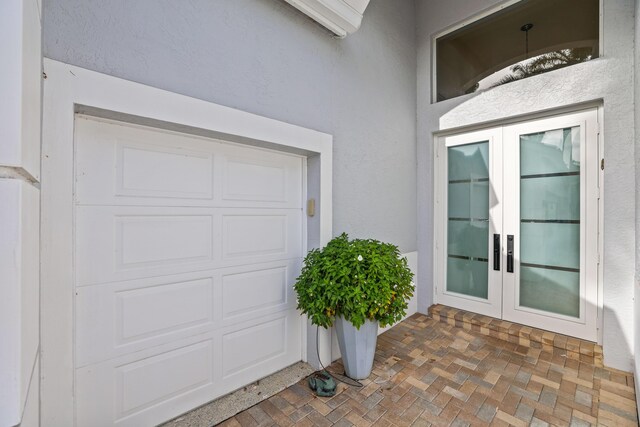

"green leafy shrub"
[294, 233, 414, 329]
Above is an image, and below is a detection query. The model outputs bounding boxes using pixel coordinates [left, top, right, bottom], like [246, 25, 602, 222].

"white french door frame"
[434, 107, 602, 342]
[502, 111, 599, 341]
[434, 128, 503, 319]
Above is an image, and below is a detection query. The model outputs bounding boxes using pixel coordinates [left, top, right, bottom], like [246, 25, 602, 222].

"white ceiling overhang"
[284, 0, 371, 38]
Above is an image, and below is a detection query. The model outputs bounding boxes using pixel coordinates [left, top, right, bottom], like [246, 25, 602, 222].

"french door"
[435, 109, 600, 341]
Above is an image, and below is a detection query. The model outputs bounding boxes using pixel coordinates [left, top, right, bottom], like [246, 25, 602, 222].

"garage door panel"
[219, 209, 302, 263]
[220, 311, 302, 394]
[76, 274, 218, 368]
[76, 335, 221, 427]
[223, 214, 288, 259]
[116, 214, 214, 267]
[116, 340, 213, 419]
[222, 258, 301, 324]
[76, 260, 300, 367]
[115, 141, 215, 200]
[75, 117, 302, 209]
[222, 316, 287, 378]
[116, 278, 214, 344]
[222, 267, 286, 318]
[75, 118, 216, 206]
[76, 207, 217, 286]
[222, 155, 293, 203]
[76, 311, 301, 427]
[74, 117, 304, 426]
[76, 207, 300, 286]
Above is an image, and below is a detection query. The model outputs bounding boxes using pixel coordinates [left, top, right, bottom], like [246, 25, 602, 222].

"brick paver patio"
[220, 313, 637, 426]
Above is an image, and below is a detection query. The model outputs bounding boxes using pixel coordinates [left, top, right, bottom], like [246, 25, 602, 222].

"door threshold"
[428, 304, 603, 367]
[160, 362, 315, 427]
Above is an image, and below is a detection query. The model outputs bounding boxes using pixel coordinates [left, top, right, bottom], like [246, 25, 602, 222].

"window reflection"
[435, 0, 599, 102]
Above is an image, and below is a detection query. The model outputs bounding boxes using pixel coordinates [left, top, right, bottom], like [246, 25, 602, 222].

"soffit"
[283, 0, 371, 38]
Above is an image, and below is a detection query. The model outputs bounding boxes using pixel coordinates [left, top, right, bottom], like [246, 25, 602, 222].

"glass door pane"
[446, 142, 490, 299]
[437, 127, 502, 319]
[439, 109, 598, 340]
[501, 109, 598, 341]
[519, 127, 581, 317]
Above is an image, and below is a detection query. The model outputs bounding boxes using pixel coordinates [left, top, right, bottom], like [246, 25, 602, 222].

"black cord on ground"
[315, 325, 363, 388]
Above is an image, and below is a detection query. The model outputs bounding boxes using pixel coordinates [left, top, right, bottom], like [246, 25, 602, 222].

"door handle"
[507, 235, 514, 273]
[493, 234, 500, 271]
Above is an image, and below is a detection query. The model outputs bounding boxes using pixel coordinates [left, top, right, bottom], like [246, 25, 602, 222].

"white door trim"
[41, 58, 333, 426]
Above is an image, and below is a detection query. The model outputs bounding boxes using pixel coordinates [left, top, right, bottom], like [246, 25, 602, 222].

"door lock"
[507, 235, 514, 273]
[493, 234, 500, 271]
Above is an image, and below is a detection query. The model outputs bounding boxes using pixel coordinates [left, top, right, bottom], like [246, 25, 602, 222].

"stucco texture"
[417, 0, 636, 371]
[43, 0, 418, 253]
[634, 0, 640, 403]
[43, 0, 637, 373]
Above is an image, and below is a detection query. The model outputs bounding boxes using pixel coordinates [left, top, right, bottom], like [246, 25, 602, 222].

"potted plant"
[294, 233, 414, 379]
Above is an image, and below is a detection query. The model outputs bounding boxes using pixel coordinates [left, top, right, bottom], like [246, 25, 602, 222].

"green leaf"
[293, 233, 415, 329]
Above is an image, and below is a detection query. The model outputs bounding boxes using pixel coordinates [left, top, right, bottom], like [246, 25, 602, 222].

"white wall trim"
[41, 58, 333, 426]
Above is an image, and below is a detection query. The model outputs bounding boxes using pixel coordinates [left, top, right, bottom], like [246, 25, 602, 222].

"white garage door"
[73, 117, 304, 427]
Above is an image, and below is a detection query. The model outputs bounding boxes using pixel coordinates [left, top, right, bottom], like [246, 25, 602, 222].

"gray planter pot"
[334, 315, 378, 380]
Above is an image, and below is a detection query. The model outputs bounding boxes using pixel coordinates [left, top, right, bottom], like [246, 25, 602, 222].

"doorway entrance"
[434, 109, 600, 341]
